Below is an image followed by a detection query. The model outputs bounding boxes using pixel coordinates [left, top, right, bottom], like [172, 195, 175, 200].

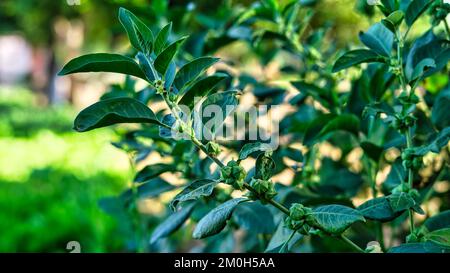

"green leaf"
[154, 36, 188, 75]
[387, 192, 416, 213]
[178, 73, 228, 108]
[255, 152, 276, 180]
[134, 163, 178, 183]
[58, 53, 146, 80]
[409, 127, 450, 156]
[357, 197, 400, 222]
[432, 90, 450, 129]
[360, 141, 384, 162]
[232, 202, 276, 234]
[405, 0, 433, 27]
[193, 198, 247, 239]
[150, 202, 196, 244]
[154, 22, 172, 55]
[193, 90, 239, 139]
[170, 179, 218, 210]
[136, 52, 158, 82]
[381, 10, 404, 33]
[425, 228, 450, 247]
[174, 57, 220, 92]
[312, 205, 365, 234]
[359, 23, 394, 57]
[424, 211, 450, 232]
[410, 58, 436, 82]
[291, 81, 333, 110]
[121, 178, 175, 202]
[73, 98, 161, 132]
[118, 7, 154, 53]
[265, 222, 303, 253]
[238, 142, 273, 161]
[317, 114, 360, 139]
[332, 49, 386, 73]
[388, 242, 450, 253]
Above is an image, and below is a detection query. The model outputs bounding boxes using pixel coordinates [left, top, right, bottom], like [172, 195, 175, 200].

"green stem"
[128, 155, 146, 253]
[340, 234, 365, 253]
[443, 19, 450, 39]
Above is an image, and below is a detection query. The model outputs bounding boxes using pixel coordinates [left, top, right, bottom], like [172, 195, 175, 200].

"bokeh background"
[0, 0, 443, 252]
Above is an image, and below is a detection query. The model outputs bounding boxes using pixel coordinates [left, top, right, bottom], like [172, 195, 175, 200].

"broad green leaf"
[154, 36, 188, 75]
[317, 114, 360, 139]
[238, 142, 273, 161]
[388, 242, 450, 253]
[170, 179, 219, 210]
[134, 163, 178, 183]
[193, 198, 248, 239]
[432, 90, 450, 129]
[58, 53, 146, 80]
[359, 23, 394, 57]
[178, 73, 228, 108]
[409, 127, 450, 156]
[194, 90, 238, 139]
[154, 22, 172, 55]
[332, 49, 386, 72]
[425, 228, 450, 247]
[424, 211, 450, 232]
[119, 7, 153, 53]
[73, 98, 161, 132]
[387, 192, 416, 213]
[255, 152, 276, 180]
[150, 202, 196, 244]
[265, 222, 303, 253]
[410, 58, 436, 82]
[121, 178, 175, 202]
[405, 31, 450, 81]
[291, 81, 333, 110]
[381, 10, 404, 33]
[232, 202, 276, 234]
[357, 197, 400, 222]
[136, 52, 158, 82]
[405, 0, 433, 27]
[174, 57, 220, 92]
[312, 205, 365, 234]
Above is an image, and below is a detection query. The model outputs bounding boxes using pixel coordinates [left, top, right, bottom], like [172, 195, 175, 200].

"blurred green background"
[0, 0, 441, 252]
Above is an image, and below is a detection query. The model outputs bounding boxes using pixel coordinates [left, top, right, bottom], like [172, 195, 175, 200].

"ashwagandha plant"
[59, 1, 449, 253]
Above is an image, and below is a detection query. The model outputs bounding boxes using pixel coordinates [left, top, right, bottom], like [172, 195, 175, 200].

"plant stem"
[160, 84, 364, 253]
[443, 19, 450, 39]
[340, 234, 365, 253]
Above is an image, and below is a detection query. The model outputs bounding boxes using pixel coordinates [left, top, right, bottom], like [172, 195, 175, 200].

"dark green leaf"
[121, 178, 175, 202]
[424, 211, 450, 232]
[178, 73, 228, 108]
[134, 163, 178, 183]
[73, 98, 161, 132]
[312, 205, 365, 234]
[361, 141, 384, 162]
[357, 197, 400, 222]
[154, 36, 188, 75]
[150, 202, 196, 244]
[255, 152, 276, 180]
[170, 179, 218, 210]
[388, 242, 450, 253]
[410, 58, 436, 82]
[387, 192, 416, 213]
[119, 8, 153, 53]
[265, 222, 303, 253]
[410, 127, 450, 156]
[238, 142, 273, 161]
[233, 202, 276, 233]
[154, 22, 172, 55]
[432, 90, 450, 129]
[405, 0, 433, 26]
[58, 53, 146, 80]
[425, 228, 450, 247]
[193, 198, 248, 239]
[359, 23, 394, 57]
[332, 49, 386, 73]
[174, 57, 220, 91]
[136, 52, 158, 82]
[317, 114, 360, 139]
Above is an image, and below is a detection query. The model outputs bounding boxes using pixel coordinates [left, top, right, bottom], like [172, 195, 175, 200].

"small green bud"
[206, 141, 221, 157]
[220, 160, 246, 190]
[289, 203, 306, 220]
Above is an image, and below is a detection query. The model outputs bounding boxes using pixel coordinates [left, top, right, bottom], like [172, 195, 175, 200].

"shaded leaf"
[359, 23, 394, 57]
[238, 142, 273, 161]
[233, 202, 276, 233]
[424, 211, 450, 232]
[357, 197, 400, 222]
[170, 179, 218, 210]
[154, 22, 172, 55]
[179, 73, 228, 108]
[405, 0, 433, 26]
[154, 36, 188, 75]
[387, 192, 416, 213]
[119, 8, 153, 53]
[193, 198, 248, 239]
[174, 57, 220, 92]
[134, 163, 178, 183]
[150, 202, 196, 244]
